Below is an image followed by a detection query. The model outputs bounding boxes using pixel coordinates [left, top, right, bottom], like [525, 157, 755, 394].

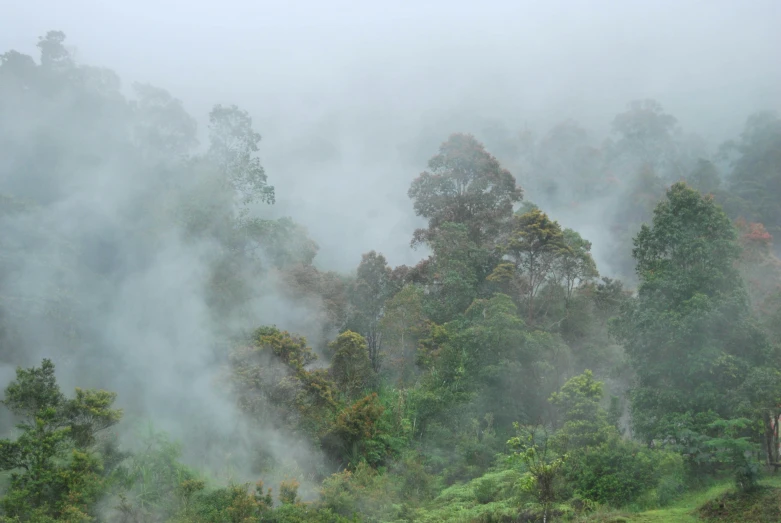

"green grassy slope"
[581, 475, 781, 523]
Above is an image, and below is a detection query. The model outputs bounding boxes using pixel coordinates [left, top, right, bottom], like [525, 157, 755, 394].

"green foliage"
[507, 424, 567, 520]
[6, 31, 781, 523]
[0, 359, 121, 521]
[550, 370, 614, 449]
[323, 393, 387, 469]
[632, 182, 741, 302]
[564, 437, 675, 508]
[557, 229, 599, 305]
[613, 182, 772, 444]
[346, 251, 397, 372]
[329, 331, 375, 401]
[473, 476, 499, 504]
[698, 480, 781, 523]
[319, 461, 412, 521]
[424, 223, 487, 323]
[408, 133, 523, 247]
[702, 418, 760, 493]
[278, 479, 301, 505]
[65, 388, 123, 449]
[229, 326, 339, 438]
[378, 284, 428, 385]
[501, 208, 568, 322]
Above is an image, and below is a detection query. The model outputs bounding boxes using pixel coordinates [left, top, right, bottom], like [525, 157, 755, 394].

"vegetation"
[2, 31, 781, 522]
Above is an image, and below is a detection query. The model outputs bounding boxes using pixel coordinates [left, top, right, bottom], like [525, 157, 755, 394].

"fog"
[1, 1, 780, 512]
[4, 0, 780, 270]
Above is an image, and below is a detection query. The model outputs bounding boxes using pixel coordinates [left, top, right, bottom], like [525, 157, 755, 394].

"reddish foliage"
[736, 218, 773, 254]
[746, 222, 772, 243]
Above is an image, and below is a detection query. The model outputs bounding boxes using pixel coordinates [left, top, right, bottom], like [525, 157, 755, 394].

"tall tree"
[533, 120, 604, 204]
[724, 111, 781, 241]
[608, 164, 666, 279]
[408, 133, 523, 247]
[329, 331, 374, 401]
[379, 284, 428, 384]
[555, 229, 599, 307]
[36, 31, 73, 71]
[612, 182, 774, 443]
[490, 209, 568, 323]
[132, 82, 198, 160]
[609, 99, 681, 178]
[208, 104, 275, 206]
[346, 251, 396, 372]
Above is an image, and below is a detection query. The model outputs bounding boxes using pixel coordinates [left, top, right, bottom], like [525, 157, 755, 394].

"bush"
[564, 436, 675, 507]
[474, 477, 499, 504]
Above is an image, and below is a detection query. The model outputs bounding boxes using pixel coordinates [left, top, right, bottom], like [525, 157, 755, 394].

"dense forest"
[1, 31, 781, 522]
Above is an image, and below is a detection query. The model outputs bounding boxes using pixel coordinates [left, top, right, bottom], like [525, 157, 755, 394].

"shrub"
[564, 436, 668, 507]
[474, 477, 499, 504]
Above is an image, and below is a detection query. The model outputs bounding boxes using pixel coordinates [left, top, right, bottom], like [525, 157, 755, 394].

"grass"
[581, 474, 781, 522]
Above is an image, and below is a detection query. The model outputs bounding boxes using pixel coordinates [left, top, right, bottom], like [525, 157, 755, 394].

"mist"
[1, 1, 781, 520]
[4, 0, 780, 271]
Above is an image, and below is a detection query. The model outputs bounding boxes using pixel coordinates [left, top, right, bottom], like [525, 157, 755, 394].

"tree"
[329, 331, 375, 401]
[550, 371, 669, 507]
[608, 164, 667, 280]
[229, 326, 338, 437]
[549, 370, 612, 449]
[491, 209, 568, 323]
[555, 229, 599, 307]
[533, 119, 605, 203]
[346, 251, 396, 372]
[239, 216, 319, 269]
[378, 284, 428, 384]
[734, 218, 781, 342]
[686, 158, 722, 195]
[132, 82, 198, 159]
[609, 99, 681, 178]
[0, 359, 122, 520]
[424, 222, 491, 323]
[36, 30, 73, 71]
[208, 104, 275, 206]
[408, 133, 523, 247]
[322, 393, 387, 470]
[507, 424, 566, 523]
[724, 111, 781, 241]
[632, 182, 742, 302]
[612, 182, 773, 443]
[276, 264, 349, 345]
[734, 367, 781, 467]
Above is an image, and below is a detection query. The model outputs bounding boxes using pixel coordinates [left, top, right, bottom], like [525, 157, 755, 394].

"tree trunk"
[764, 411, 779, 469]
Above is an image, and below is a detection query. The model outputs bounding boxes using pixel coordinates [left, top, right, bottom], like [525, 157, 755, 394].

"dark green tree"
[0, 359, 122, 520]
[329, 331, 375, 401]
[613, 182, 774, 444]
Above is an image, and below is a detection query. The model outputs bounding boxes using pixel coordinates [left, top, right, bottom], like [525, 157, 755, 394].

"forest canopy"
[1, 30, 781, 523]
